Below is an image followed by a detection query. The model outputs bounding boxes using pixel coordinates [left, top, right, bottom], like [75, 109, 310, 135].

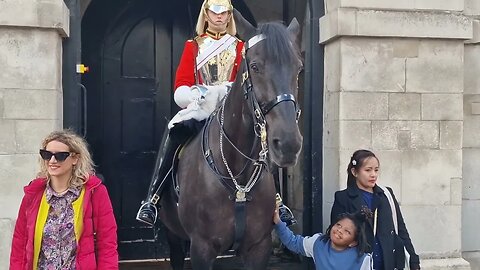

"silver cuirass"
[196, 35, 238, 86]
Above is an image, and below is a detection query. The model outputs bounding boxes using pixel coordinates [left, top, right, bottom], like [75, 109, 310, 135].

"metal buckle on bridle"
[235, 191, 246, 202]
[242, 72, 249, 85]
[296, 108, 302, 122]
[254, 108, 263, 120]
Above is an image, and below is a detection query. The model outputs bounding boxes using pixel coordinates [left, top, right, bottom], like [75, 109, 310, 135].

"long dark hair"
[324, 207, 372, 257]
[347, 149, 379, 187]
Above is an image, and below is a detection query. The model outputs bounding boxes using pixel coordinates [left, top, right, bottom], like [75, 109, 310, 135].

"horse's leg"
[242, 237, 273, 270]
[189, 238, 217, 270]
[166, 229, 186, 270]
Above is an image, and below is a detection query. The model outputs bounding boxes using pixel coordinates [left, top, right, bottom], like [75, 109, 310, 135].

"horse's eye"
[250, 63, 259, 73]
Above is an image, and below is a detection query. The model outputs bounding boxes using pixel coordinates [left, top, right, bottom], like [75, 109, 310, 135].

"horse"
[158, 10, 303, 270]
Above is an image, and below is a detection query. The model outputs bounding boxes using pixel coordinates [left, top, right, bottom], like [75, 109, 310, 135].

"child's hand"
[273, 204, 281, 224]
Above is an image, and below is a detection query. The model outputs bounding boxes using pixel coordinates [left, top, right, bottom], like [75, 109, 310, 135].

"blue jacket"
[275, 222, 372, 270]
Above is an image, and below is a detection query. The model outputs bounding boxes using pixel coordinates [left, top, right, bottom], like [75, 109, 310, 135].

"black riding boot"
[136, 130, 180, 226]
[136, 120, 203, 226]
[275, 193, 297, 226]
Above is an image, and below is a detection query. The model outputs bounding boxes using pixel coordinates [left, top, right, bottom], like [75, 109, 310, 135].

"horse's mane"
[257, 22, 300, 65]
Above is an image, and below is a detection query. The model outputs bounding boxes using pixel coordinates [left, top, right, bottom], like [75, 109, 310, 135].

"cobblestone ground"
[120, 255, 304, 270]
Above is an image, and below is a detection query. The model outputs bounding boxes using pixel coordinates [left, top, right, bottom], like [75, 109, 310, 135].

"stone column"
[0, 0, 68, 268]
[462, 0, 480, 268]
[321, 1, 471, 269]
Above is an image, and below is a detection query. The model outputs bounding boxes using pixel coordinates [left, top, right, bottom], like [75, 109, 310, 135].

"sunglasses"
[39, 149, 72, 162]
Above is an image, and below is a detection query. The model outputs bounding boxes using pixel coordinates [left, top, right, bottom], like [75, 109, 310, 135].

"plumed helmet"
[195, 0, 236, 36]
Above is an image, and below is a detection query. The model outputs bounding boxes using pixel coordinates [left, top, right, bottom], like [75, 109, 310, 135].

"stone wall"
[321, 1, 472, 269]
[0, 0, 68, 268]
[462, 1, 480, 268]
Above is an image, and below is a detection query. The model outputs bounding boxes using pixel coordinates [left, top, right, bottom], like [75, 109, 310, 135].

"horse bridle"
[199, 33, 302, 251]
[216, 34, 302, 197]
[201, 34, 302, 201]
[241, 34, 302, 162]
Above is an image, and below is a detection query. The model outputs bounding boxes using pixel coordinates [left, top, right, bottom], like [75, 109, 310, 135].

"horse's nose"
[271, 132, 303, 165]
[273, 135, 302, 153]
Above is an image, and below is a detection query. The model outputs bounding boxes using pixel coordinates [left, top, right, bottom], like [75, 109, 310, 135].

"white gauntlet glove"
[174, 85, 210, 108]
[190, 85, 209, 104]
[169, 83, 230, 129]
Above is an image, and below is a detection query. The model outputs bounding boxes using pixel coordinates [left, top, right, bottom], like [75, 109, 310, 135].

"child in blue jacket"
[274, 207, 372, 270]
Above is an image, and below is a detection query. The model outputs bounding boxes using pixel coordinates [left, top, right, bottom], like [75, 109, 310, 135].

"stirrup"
[279, 204, 297, 227]
[136, 201, 158, 226]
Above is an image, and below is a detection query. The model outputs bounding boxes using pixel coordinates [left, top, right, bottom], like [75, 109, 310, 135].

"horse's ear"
[287, 18, 301, 49]
[233, 9, 256, 41]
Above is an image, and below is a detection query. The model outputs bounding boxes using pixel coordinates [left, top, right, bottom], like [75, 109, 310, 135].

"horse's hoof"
[136, 203, 158, 226]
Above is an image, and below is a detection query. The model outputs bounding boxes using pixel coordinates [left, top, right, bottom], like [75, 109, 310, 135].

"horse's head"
[234, 10, 303, 168]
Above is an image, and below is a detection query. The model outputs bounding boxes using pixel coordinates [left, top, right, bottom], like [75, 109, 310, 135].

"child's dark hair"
[324, 207, 373, 257]
[347, 149, 379, 187]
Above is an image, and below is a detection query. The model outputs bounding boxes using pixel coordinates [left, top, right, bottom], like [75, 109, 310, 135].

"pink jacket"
[10, 175, 119, 270]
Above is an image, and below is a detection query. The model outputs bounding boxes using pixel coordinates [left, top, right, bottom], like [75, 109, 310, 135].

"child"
[274, 206, 373, 270]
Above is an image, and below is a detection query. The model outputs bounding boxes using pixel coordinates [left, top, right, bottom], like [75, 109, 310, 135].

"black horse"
[158, 11, 303, 270]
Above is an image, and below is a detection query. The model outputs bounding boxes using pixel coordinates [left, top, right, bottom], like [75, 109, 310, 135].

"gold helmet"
[195, 0, 236, 36]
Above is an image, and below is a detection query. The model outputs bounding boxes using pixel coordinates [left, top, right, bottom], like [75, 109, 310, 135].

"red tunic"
[174, 35, 244, 90]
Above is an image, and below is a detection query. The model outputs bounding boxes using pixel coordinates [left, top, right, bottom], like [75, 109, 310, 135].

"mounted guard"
[136, 0, 296, 228]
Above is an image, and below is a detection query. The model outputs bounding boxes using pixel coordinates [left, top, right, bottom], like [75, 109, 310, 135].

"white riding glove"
[174, 85, 211, 108]
[190, 85, 209, 105]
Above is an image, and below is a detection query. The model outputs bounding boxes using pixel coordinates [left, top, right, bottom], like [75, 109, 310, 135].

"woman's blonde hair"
[37, 129, 95, 188]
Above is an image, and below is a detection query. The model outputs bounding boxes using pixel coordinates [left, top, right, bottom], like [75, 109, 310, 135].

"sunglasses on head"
[39, 149, 72, 162]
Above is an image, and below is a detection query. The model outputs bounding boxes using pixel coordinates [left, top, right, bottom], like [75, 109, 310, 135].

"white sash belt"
[196, 34, 236, 71]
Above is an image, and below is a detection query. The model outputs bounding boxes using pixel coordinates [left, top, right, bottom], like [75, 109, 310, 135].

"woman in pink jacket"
[10, 130, 118, 270]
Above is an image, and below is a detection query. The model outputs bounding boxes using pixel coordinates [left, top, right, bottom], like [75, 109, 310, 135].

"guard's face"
[206, 10, 230, 31]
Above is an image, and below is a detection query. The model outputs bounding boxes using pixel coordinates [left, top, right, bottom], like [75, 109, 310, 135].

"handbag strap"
[377, 184, 398, 234]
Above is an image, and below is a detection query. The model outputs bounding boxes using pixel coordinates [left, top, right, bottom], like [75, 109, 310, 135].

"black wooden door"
[101, 0, 172, 260]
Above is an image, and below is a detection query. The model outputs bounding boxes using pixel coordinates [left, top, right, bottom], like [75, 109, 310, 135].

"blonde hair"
[37, 129, 95, 188]
[195, 1, 236, 36]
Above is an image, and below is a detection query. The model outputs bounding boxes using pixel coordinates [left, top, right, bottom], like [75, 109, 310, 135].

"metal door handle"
[79, 83, 87, 137]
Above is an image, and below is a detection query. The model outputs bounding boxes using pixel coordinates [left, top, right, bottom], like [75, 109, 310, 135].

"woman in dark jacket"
[331, 149, 420, 270]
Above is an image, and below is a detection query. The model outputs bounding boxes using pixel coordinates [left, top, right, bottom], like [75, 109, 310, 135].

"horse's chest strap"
[229, 191, 252, 250]
[231, 192, 249, 251]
